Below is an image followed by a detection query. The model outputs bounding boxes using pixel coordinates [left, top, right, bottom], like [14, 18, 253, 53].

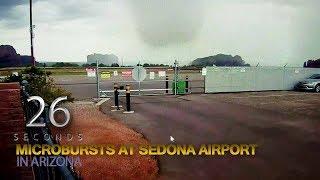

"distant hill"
[87, 53, 119, 66]
[191, 54, 250, 67]
[0, 45, 33, 68]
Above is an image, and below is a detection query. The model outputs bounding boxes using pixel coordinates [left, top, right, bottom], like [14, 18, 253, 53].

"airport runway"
[101, 94, 320, 179]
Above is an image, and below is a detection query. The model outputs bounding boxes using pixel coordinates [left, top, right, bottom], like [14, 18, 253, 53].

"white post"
[174, 60, 178, 95]
[96, 59, 100, 99]
[138, 62, 141, 95]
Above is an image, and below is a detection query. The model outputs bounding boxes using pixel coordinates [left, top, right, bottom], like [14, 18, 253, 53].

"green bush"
[3, 66, 74, 104]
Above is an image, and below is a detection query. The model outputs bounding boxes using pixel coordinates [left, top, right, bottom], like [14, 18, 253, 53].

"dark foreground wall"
[0, 83, 33, 179]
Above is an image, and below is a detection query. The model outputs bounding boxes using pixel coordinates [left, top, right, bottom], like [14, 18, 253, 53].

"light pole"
[29, 0, 35, 66]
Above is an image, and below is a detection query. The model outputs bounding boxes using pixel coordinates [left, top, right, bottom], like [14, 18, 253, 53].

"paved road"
[101, 94, 320, 179]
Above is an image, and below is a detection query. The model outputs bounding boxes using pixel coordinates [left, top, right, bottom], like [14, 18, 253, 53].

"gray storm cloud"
[1, 0, 320, 65]
[127, 0, 205, 46]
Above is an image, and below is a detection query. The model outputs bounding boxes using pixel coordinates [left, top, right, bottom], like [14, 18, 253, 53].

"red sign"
[122, 71, 132, 77]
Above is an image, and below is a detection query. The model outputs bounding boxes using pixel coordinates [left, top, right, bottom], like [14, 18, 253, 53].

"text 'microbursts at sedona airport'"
[17, 144, 258, 156]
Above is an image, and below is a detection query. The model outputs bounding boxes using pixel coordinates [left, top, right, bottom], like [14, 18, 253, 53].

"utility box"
[172, 81, 186, 95]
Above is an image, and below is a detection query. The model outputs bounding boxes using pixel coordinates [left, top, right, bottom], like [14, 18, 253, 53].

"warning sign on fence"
[149, 72, 155, 80]
[86, 68, 96, 77]
[122, 70, 132, 77]
[158, 71, 166, 77]
[101, 72, 111, 79]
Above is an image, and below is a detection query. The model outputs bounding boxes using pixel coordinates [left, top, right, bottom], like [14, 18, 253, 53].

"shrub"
[3, 66, 74, 104]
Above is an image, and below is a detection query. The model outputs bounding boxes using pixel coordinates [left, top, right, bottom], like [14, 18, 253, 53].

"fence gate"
[97, 60, 205, 98]
[176, 67, 205, 94]
[97, 62, 176, 98]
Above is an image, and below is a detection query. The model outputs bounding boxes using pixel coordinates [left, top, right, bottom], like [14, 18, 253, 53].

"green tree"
[52, 62, 79, 67]
[82, 63, 90, 67]
[111, 63, 119, 67]
[99, 63, 107, 67]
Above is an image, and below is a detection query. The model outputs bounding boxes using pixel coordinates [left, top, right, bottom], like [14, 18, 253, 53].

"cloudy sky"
[0, 0, 319, 66]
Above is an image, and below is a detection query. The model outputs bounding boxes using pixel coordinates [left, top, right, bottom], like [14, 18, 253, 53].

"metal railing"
[98, 78, 204, 97]
[95, 60, 206, 98]
[21, 81, 80, 180]
[99, 78, 174, 97]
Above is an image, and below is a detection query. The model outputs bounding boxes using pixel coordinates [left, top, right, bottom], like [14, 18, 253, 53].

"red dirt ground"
[52, 103, 159, 180]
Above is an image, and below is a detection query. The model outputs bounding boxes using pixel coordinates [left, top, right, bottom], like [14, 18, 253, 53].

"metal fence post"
[203, 72, 206, 93]
[283, 65, 287, 90]
[138, 63, 141, 96]
[174, 60, 178, 95]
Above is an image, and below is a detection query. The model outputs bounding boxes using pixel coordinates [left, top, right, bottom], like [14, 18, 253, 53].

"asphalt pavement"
[100, 94, 320, 179]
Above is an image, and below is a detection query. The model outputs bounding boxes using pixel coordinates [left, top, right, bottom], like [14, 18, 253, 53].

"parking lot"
[185, 91, 319, 119]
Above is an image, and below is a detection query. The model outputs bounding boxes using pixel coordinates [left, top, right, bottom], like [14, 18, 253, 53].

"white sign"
[201, 68, 207, 76]
[86, 68, 96, 77]
[113, 71, 118, 76]
[149, 72, 155, 80]
[132, 66, 147, 82]
[158, 71, 166, 77]
[12, 71, 18, 76]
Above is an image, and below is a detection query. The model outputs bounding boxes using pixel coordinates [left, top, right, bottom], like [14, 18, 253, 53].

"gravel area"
[51, 103, 159, 180]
